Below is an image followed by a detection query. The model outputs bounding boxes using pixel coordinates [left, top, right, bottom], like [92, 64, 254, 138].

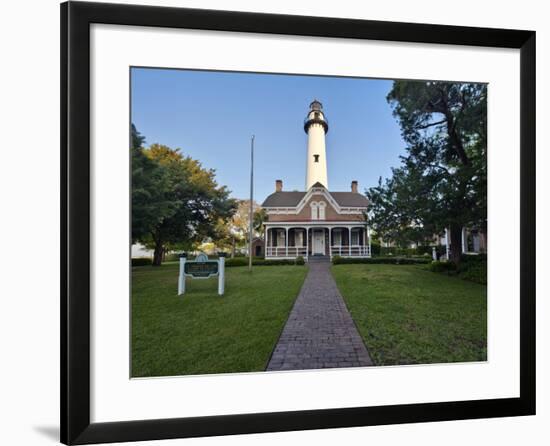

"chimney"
[351, 180, 358, 193]
[275, 179, 283, 192]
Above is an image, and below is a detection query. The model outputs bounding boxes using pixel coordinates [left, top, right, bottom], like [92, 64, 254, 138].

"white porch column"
[445, 227, 450, 260]
[461, 227, 467, 253]
[348, 227, 352, 256]
[306, 228, 309, 259]
[328, 227, 332, 258]
[367, 226, 371, 257]
[285, 227, 289, 257]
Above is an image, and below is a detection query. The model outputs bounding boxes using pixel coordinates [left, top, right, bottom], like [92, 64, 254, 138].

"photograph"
[0, 0, 541, 444]
[130, 68, 488, 378]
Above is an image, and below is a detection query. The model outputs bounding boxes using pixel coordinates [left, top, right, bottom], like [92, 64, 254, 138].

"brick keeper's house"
[261, 100, 371, 261]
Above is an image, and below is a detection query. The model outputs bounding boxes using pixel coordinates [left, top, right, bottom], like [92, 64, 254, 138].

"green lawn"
[332, 264, 487, 366]
[131, 264, 306, 377]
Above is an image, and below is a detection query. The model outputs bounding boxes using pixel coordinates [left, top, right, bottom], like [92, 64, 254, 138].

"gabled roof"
[330, 192, 369, 207]
[262, 191, 306, 207]
[262, 190, 368, 208]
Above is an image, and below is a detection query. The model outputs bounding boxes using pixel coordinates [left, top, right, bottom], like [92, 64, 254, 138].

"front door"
[313, 230, 325, 255]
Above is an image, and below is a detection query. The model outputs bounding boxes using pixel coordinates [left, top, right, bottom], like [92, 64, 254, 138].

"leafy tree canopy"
[367, 81, 487, 264]
[131, 125, 237, 265]
[214, 200, 265, 257]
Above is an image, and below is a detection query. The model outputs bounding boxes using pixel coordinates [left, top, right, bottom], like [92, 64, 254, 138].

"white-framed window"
[310, 201, 318, 220]
[318, 201, 326, 220]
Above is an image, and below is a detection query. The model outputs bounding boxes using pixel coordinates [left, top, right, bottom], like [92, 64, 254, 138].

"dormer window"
[313, 154, 319, 163]
[318, 201, 326, 220]
[310, 201, 318, 220]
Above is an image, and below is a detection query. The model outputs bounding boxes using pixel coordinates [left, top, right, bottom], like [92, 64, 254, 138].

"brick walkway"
[266, 260, 373, 371]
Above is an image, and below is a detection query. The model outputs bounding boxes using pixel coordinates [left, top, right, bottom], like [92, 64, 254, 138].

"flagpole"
[248, 135, 255, 272]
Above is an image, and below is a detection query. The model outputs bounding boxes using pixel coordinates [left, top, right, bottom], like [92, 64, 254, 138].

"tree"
[253, 208, 267, 234]
[131, 128, 237, 265]
[367, 81, 487, 265]
[131, 125, 167, 242]
[222, 200, 262, 257]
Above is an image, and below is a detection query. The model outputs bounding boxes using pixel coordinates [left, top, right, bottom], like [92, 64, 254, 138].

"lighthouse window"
[313, 154, 320, 163]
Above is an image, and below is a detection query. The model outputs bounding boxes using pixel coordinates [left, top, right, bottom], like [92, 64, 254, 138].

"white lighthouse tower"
[304, 100, 329, 190]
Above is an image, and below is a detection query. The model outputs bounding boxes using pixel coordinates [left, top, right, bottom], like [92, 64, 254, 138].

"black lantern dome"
[304, 99, 329, 133]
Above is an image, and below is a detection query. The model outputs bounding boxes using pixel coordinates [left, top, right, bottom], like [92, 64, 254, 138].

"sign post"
[178, 252, 225, 296]
[178, 253, 187, 295]
[218, 253, 226, 295]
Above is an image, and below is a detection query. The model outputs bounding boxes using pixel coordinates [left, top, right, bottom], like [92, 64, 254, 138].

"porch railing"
[266, 246, 307, 257]
[330, 245, 370, 257]
[265, 245, 370, 257]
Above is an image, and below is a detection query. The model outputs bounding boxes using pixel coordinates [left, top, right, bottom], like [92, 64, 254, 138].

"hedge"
[428, 260, 455, 272]
[458, 261, 487, 284]
[370, 240, 381, 256]
[131, 258, 152, 267]
[457, 254, 487, 284]
[378, 245, 441, 257]
[164, 253, 181, 262]
[428, 254, 487, 284]
[332, 255, 430, 265]
[224, 257, 302, 267]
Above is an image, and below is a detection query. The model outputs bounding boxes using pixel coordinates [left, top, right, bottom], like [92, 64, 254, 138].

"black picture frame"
[61, 1, 536, 444]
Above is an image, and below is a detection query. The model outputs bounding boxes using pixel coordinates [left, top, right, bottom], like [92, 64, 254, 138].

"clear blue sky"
[131, 67, 407, 201]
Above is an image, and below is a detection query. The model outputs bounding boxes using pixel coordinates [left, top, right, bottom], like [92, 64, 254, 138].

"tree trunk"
[449, 223, 463, 266]
[153, 241, 164, 266]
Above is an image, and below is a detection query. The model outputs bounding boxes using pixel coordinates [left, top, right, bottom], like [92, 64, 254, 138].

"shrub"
[225, 257, 302, 267]
[225, 257, 248, 267]
[379, 246, 422, 257]
[295, 256, 305, 265]
[461, 253, 487, 263]
[332, 256, 430, 265]
[370, 240, 381, 256]
[261, 259, 297, 266]
[428, 255, 486, 284]
[458, 261, 487, 284]
[428, 260, 454, 273]
[132, 258, 151, 267]
[164, 253, 181, 262]
[457, 254, 487, 284]
[376, 245, 440, 257]
[415, 245, 430, 256]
